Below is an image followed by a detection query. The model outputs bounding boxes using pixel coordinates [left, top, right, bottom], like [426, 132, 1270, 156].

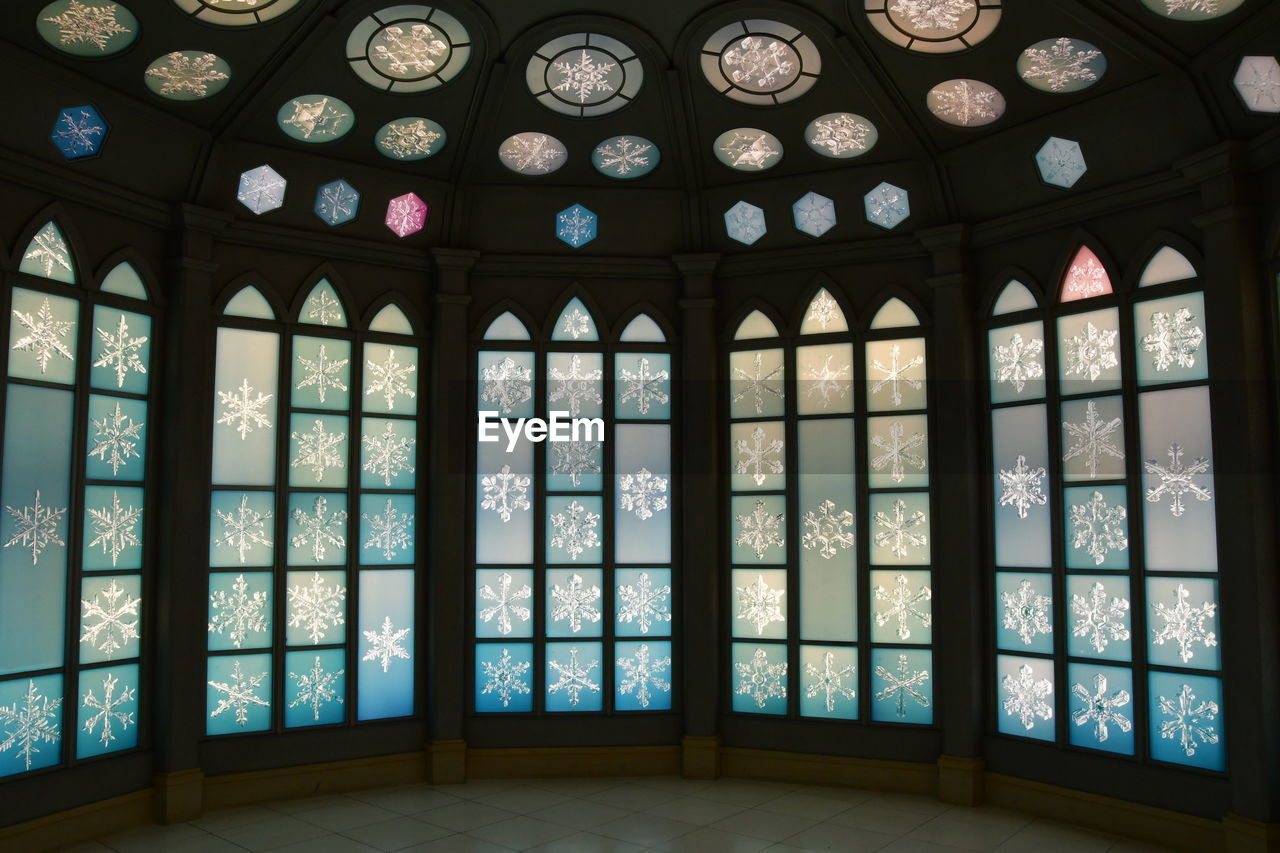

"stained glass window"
[700, 19, 820, 105]
[865, 0, 1002, 54]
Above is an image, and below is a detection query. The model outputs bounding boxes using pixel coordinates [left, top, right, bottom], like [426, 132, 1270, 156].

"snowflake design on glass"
[1020, 38, 1102, 92]
[208, 574, 268, 648]
[1063, 401, 1124, 479]
[1152, 583, 1217, 664]
[1234, 56, 1280, 113]
[379, 119, 443, 159]
[617, 644, 671, 708]
[1069, 491, 1127, 565]
[735, 648, 786, 709]
[0, 680, 62, 771]
[725, 201, 766, 245]
[1071, 582, 1130, 654]
[1071, 673, 1131, 743]
[1158, 684, 1219, 757]
[549, 354, 602, 417]
[290, 419, 345, 482]
[362, 498, 413, 561]
[362, 616, 411, 672]
[22, 225, 75, 279]
[595, 137, 652, 177]
[289, 495, 348, 564]
[288, 656, 343, 721]
[806, 291, 842, 330]
[315, 180, 359, 227]
[1062, 323, 1119, 382]
[89, 402, 143, 476]
[718, 131, 782, 170]
[803, 355, 850, 409]
[1001, 579, 1052, 645]
[890, 0, 974, 30]
[362, 422, 415, 487]
[480, 572, 532, 636]
[875, 574, 932, 641]
[548, 646, 601, 706]
[551, 50, 617, 103]
[1165, 0, 1221, 11]
[733, 352, 784, 415]
[93, 314, 147, 388]
[874, 499, 928, 560]
[295, 345, 348, 405]
[145, 52, 228, 97]
[481, 465, 531, 522]
[616, 572, 671, 635]
[385, 192, 428, 238]
[808, 114, 872, 157]
[805, 651, 856, 713]
[236, 165, 286, 215]
[736, 499, 784, 561]
[556, 205, 597, 249]
[1143, 308, 1204, 372]
[307, 289, 344, 326]
[286, 572, 346, 644]
[281, 97, 349, 140]
[871, 344, 924, 407]
[559, 308, 593, 340]
[372, 23, 447, 74]
[1145, 444, 1212, 518]
[43, 0, 131, 51]
[801, 500, 854, 560]
[618, 468, 668, 521]
[617, 357, 669, 415]
[998, 455, 1048, 520]
[735, 426, 784, 487]
[51, 106, 107, 159]
[875, 653, 930, 718]
[214, 494, 273, 564]
[793, 191, 837, 238]
[736, 574, 785, 635]
[480, 648, 531, 707]
[366, 349, 416, 411]
[1064, 256, 1109, 299]
[1036, 137, 1087, 188]
[1002, 664, 1053, 730]
[4, 490, 67, 564]
[81, 672, 135, 746]
[208, 660, 269, 726]
[992, 333, 1044, 393]
[550, 572, 602, 632]
[929, 80, 1002, 125]
[872, 422, 926, 484]
[549, 502, 600, 561]
[12, 296, 74, 373]
[722, 37, 796, 89]
[217, 379, 273, 440]
[482, 356, 533, 414]
[551, 442, 600, 488]
[87, 491, 142, 566]
[500, 134, 566, 174]
[80, 578, 140, 658]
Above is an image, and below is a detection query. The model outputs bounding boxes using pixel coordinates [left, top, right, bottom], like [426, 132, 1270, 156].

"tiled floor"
[63, 776, 1174, 853]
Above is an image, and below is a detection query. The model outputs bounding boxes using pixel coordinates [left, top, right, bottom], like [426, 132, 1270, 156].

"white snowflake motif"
[551, 50, 617, 103]
[808, 115, 872, 157]
[12, 296, 74, 374]
[1071, 673, 1131, 744]
[481, 465, 531, 522]
[736, 499, 784, 560]
[1235, 56, 1280, 111]
[998, 455, 1048, 520]
[480, 648, 532, 707]
[1064, 256, 1109, 299]
[501, 134, 565, 173]
[805, 651, 856, 713]
[1062, 323, 1119, 382]
[93, 314, 147, 388]
[556, 207, 596, 248]
[722, 36, 796, 89]
[736, 574, 786, 635]
[733, 353, 785, 415]
[316, 182, 359, 226]
[550, 573, 602, 633]
[1158, 684, 1219, 757]
[208, 574, 269, 648]
[479, 572, 532, 636]
[875, 653, 930, 718]
[559, 308, 593, 340]
[1151, 584, 1218, 664]
[1069, 491, 1128, 565]
[551, 441, 600, 488]
[1165, 0, 1220, 12]
[208, 660, 269, 726]
[718, 131, 782, 170]
[618, 468, 668, 521]
[549, 354, 603, 417]
[43, 0, 131, 51]
[550, 501, 600, 561]
[306, 289, 344, 326]
[1021, 38, 1102, 92]
[236, 167, 285, 215]
[616, 572, 672, 635]
[287, 572, 346, 645]
[617, 357, 669, 415]
[362, 616, 411, 673]
[22, 226, 74, 279]
[362, 422, 415, 487]
[735, 426, 784, 487]
[801, 500, 854, 560]
[871, 344, 924, 408]
[735, 648, 787, 709]
[547, 647, 601, 706]
[4, 490, 67, 564]
[1143, 308, 1204, 372]
[288, 656, 343, 721]
[0, 680, 62, 771]
[86, 491, 142, 566]
[890, 0, 974, 30]
[1000, 579, 1052, 646]
[1063, 400, 1124, 479]
[81, 672, 135, 747]
[214, 494, 273, 564]
[1002, 664, 1053, 730]
[874, 499, 928, 561]
[805, 291, 842, 330]
[362, 498, 414, 561]
[290, 419, 346, 483]
[802, 355, 850, 410]
[617, 644, 672, 709]
[379, 119, 443, 159]
[281, 97, 349, 140]
[1145, 444, 1212, 517]
[595, 137, 652, 176]
[366, 349, 416, 411]
[992, 333, 1044, 394]
[481, 356, 533, 415]
[52, 107, 106, 156]
[875, 574, 933, 641]
[930, 80, 1001, 125]
[89, 401, 144, 476]
[216, 378, 273, 440]
[372, 23, 447, 74]
[872, 421, 927, 484]
[145, 52, 228, 97]
[1071, 582, 1130, 654]
[80, 578, 141, 658]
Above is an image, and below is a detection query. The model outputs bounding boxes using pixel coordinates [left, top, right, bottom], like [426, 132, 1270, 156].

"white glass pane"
[211, 328, 279, 487]
[992, 405, 1051, 569]
[620, 314, 665, 342]
[223, 286, 275, 320]
[995, 572, 1052, 653]
[1066, 574, 1132, 662]
[993, 280, 1037, 315]
[799, 288, 848, 334]
[869, 492, 930, 566]
[866, 338, 926, 412]
[868, 415, 928, 490]
[1139, 387, 1217, 572]
[730, 349, 785, 419]
[368, 304, 414, 335]
[730, 421, 785, 492]
[989, 322, 1046, 404]
[996, 654, 1054, 741]
[869, 297, 919, 330]
[100, 262, 148, 300]
[871, 570, 932, 645]
[797, 344, 853, 415]
[734, 309, 779, 340]
[615, 424, 671, 564]
[1140, 247, 1197, 287]
[484, 311, 531, 341]
[1134, 293, 1208, 386]
[1058, 308, 1122, 395]
[798, 419, 855, 641]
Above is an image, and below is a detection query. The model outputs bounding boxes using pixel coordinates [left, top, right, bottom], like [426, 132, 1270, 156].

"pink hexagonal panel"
[385, 192, 428, 238]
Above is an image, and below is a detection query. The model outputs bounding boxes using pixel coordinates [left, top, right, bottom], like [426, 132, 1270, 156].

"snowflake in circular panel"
[714, 128, 784, 172]
[37, 0, 138, 57]
[527, 33, 643, 118]
[927, 78, 1005, 127]
[498, 132, 567, 176]
[592, 135, 659, 179]
[347, 6, 471, 93]
[865, 0, 1001, 53]
[805, 112, 878, 159]
[1018, 38, 1106, 94]
[171, 0, 301, 27]
[701, 19, 820, 105]
[277, 94, 354, 143]
[144, 51, 231, 101]
[1139, 0, 1245, 21]
[375, 117, 447, 161]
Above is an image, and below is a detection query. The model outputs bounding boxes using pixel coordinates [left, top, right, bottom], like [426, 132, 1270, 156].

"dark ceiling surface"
[0, 0, 1276, 258]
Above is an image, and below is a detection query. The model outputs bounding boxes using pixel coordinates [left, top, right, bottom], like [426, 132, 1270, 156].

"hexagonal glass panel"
[347, 5, 471, 93]
[50, 104, 107, 160]
[701, 19, 820, 105]
[725, 201, 766, 246]
[927, 79, 1004, 127]
[277, 94, 354, 143]
[804, 112, 878, 159]
[236, 165, 286, 215]
[556, 205, 598, 249]
[314, 180, 360, 227]
[1139, 0, 1244, 20]
[865, 182, 910, 229]
[375, 117, 447, 161]
[144, 52, 231, 101]
[1018, 38, 1106, 94]
[385, 192, 428, 237]
[714, 128, 783, 172]
[1036, 137, 1087, 188]
[171, 0, 300, 27]
[1233, 56, 1280, 114]
[38, 0, 138, 57]
[592, 135, 659, 179]
[865, 0, 1002, 54]
[793, 192, 836, 238]
[498, 132, 567, 176]
[527, 33, 642, 117]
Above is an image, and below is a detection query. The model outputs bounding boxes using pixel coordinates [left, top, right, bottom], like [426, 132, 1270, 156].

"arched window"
[987, 244, 1222, 769]
[473, 299, 675, 713]
[1, 221, 154, 776]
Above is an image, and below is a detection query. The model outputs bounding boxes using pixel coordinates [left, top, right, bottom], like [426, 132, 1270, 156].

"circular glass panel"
[713, 128, 784, 171]
[865, 0, 1002, 54]
[171, 0, 300, 27]
[277, 94, 355, 143]
[1139, 0, 1244, 20]
[499, 132, 567, 176]
[804, 112, 878, 158]
[926, 78, 1005, 127]
[144, 51, 231, 100]
[375, 116, 447, 161]
[592, 135, 659, 179]
[701, 20, 820, 105]
[526, 34, 642, 117]
[37, 0, 138, 57]
[1017, 38, 1106, 93]
[347, 6, 471, 93]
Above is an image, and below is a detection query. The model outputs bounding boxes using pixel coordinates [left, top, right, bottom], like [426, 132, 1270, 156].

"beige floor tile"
[643, 796, 746, 826]
[525, 778, 628, 798]
[827, 803, 939, 835]
[101, 824, 239, 853]
[524, 831, 649, 853]
[586, 785, 681, 812]
[708, 808, 816, 843]
[695, 782, 793, 809]
[526, 799, 635, 831]
[268, 835, 381, 853]
[860, 839, 957, 853]
[189, 805, 279, 833]
[632, 777, 718, 795]
[467, 816, 578, 850]
[206, 812, 331, 852]
[473, 787, 574, 815]
[340, 816, 455, 851]
[657, 826, 773, 853]
[757, 791, 855, 821]
[352, 787, 467, 816]
[772, 821, 897, 852]
[294, 800, 402, 832]
[993, 819, 1116, 853]
[419, 802, 519, 833]
[593, 812, 699, 847]
[905, 806, 1032, 851]
[399, 836, 512, 853]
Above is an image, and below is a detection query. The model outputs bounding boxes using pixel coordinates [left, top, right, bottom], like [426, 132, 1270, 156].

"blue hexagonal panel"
[1036, 137, 1087, 189]
[556, 204, 598, 248]
[793, 192, 836, 238]
[314, 179, 360, 226]
[864, 182, 910, 230]
[50, 104, 108, 160]
[724, 201, 766, 246]
[237, 164, 287, 215]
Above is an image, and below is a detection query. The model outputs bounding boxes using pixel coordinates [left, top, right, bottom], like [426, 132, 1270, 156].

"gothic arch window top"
[484, 310, 532, 342]
[619, 313, 665, 343]
[1140, 246, 1198, 288]
[223, 285, 276, 320]
[19, 222, 76, 285]
[1060, 245, 1114, 303]
[992, 280, 1039, 316]
[870, 296, 921, 330]
[551, 297, 599, 342]
[100, 262, 148, 301]
[298, 279, 348, 328]
[800, 288, 850, 336]
[735, 309, 781, 341]
[368, 303, 414, 336]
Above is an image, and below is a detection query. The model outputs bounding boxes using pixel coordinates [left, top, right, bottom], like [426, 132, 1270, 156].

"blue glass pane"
[207, 654, 271, 735]
[1061, 396, 1126, 483]
[362, 343, 418, 416]
[731, 495, 786, 565]
[615, 353, 671, 420]
[8, 288, 78, 384]
[79, 574, 142, 664]
[547, 438, 602, 493]
[546, 496, 603, 565]
[615, 424, 670, 564]
[76, 663, 139, 758]
[1067, 663, 1134, 756]
[0, 674, 64, 776]
[284, 649, 346, 728]
[476, 437, 533, 564]
[994, 573, 1052, 654]
[1065, 574, 1131, 662]
[547, 352, 604, 420]
[212, 328, 279, 487]
[1134, 292, 1208, 386]
[546, 569, 603, 638]
[358, 569, 414, 720]
[732, 569, 787, 640]
[478, 351, 535, 419]
[86, 395, 148, 482]
[288, 413, 349, 488]
[996, 654, 1054, 741]
[992, 405, 1051, 569]
[546, 642, 603, 712]
[731, 642, 787, 715]
[477, 569, 534, 639]
[1058, 309, 1122, 396]
[551, 298, 599, 342]
[799, 645, 856, 720]
[1139, 387, 1217, 573]
[1149, 671, 1224, 771]
[871, 570, 932, 646]
[223, 286, 274, 319]
[286, 493, 349, 567]
[476, 643, 533, 713]
[614, 569, 672, 638]
[1063, 485, 1128, 570]
[210, 491, 276, 568]
[285, 570, 347, 646]
[798, 419, 855, 642]
[869, 493, 931, 566]
[90, 306, 151, 394]
[871, 648, 932, 724]
[358, 495, 415, 566]
[360, 417, 417, 490]
[100, 263, 148, 300]
[291, 336, 352, 411]
[615, 641, 672, 711]
[1146, 577, 1220, 671]
[208, 572, 272, 652]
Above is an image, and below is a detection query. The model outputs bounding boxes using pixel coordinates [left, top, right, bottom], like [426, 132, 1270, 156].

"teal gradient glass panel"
[867, 414, 928, 490]
[76, 662, 139, 758]
[545, 642, 603, 712]
[614, 353, 671, 420]
[1058, 309, 1122, 396]
[89, 306, 151, 394]
[476, 436, 533, 564]
[989, 321, 1046, 404]
[731, 495, 786, 565]
[994, 572, 1052, 654]
[1061, 396, 1125, 483]
[731, 642, 788, 715]
[1139, 387, 1216, 572]
[476, 643, 533, 712]
[992, 405, 1050, 568]
[100, 263, 148, 300]
[1065, 574, 1131, 662]
[547, 352, 603, 420]
[1067, 663, 1134, 756]
[211, 328, 279, 487]
[206, 654, 271, 735]
[285, 570, 347, 646]
[1148, 671, 1224, 771]
[358, 494, 415, 565]
[730, 348, 785, 419]
[82, 485, 144, 571]
[85, 395, 148, 482]
[1134, 292, 1208, 387]
[798, 418, 855, 642]
[799, 645, 857, 720]
[19, 223, 76, 283]
[223, 287, 274, 320]
[291, 336, 352, 411]
[287, 413, 349, 488]
[478, 350, 534, 419]
[996, 654, 1054, 741]
[8, 288, 78, 385]
[551, 298, 599, 342]
[360, 417, 418, 490]
[547, 439, 602, 493]
[1147, 577, 1219, 670]
[731, 569, 787, 640]
[78, 574, 142, 664]
[207, 572, 272, 652]
[477, 569, 534, 639]
[299, 280, 347, 328]
[362, 343, 418, 416]
[614, 424, 670, 564]
[209, 491, 276, 568]
[871, 570, 932, 645]
[615, 640, 672, 711]
[284, 649, 346, 728]
[614, 569, 672, 638]
[866, 338, 926, 413]
[0, 674, 64, 776]
[1063, 485, 1128, 570]
[546, 569, 603, 638]
[730, 421, 785, 492]
[484, 311, 530, 341]
[286, 492, 349, 567]
[796, 343, 853, 416]
[869, 492, 931, 566]
[871, 648, 932, 724]
[545, 496, 603, 565]
[358, 569, 414, 720]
